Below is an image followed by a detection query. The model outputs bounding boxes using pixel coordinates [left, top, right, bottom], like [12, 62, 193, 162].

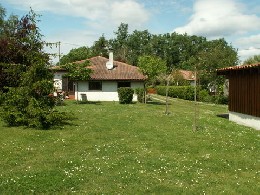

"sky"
[1, 0, 260, 65]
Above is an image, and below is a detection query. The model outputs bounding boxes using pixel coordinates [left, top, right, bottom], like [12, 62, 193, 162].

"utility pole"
[58, 41, 61, 66]
[44, 41, 62, 65]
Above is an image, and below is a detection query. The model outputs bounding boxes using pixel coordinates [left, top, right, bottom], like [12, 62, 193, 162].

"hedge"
[156, 86, 228, 104]
[156, 86, 196, 101]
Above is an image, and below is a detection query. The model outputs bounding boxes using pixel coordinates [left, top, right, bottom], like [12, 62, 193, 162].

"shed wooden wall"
[228, 68, 260, 117]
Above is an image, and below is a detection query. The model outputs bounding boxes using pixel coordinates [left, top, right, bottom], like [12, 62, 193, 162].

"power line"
[238, 47, 260, 50]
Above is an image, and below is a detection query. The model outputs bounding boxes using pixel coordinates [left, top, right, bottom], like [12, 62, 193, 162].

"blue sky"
[1, 0, 260, 64]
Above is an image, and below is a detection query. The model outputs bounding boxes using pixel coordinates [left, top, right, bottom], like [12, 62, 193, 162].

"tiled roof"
[217, 63, 260, 74]
[77, 56, 147, 81]
[178, 70, 195, 81]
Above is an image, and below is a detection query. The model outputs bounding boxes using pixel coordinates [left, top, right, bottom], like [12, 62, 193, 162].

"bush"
[213, 95, 228, 105]
[156, 86, 196, 101]
[156, 86, 228, 105]
[199, 89, 212, 102]
[135, 88, 145, 103]
[118, 87, 134, 104]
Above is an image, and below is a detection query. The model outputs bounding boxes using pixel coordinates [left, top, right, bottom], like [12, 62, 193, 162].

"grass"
[0, 95, 259, 194]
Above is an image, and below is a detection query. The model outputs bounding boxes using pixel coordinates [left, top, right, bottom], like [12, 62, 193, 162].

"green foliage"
[212, 94, 229, 105]
[156, 86, 228, 105]
[59, 46, 92, 65]
[0, 5, 68, 129]
[126, 30, 151, 65]
[194, 39, 238, 91]
[199, 89, 212, 102]
[156, 86, 195, 101]
[135, 88, 145, 103]
[243, 54, 260, 65]
[109, 23, 129, 62]
[62, 61, 91, 81]
[138, 55, 167, 86]
[0, 7, 48, 91]
[117, 87, 134, 104]
[0, 61, 69, 129]
[91, 34, 108, 57]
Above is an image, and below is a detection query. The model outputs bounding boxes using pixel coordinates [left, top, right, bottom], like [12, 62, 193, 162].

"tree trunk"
[76, 82, 78, 103]
[165, 76, 170, 115]
[193, 68, 198, 131]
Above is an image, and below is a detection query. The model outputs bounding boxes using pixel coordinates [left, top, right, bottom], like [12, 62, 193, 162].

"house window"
[89, 81, 102, 91]
[118, 81, 131, 88]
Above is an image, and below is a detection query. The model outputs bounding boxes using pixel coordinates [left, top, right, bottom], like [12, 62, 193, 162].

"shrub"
[135, 88, 145, 103]
[156, 86, 228, 105]
[156, 86, 196, 101]
[213, 95, 228, 105]
[199, 89, 212, 102]
[118, 87, 134, 104]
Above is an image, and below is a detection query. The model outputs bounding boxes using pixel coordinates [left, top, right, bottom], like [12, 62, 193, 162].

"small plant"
[118, 87, 134, 104]
[199, 89, 211, 102]
[135, 88, 145, 103]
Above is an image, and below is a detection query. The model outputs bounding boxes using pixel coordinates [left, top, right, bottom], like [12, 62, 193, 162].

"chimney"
[106, 51, 114, 70]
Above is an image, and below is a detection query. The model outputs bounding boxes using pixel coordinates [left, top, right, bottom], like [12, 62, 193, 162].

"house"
[52, 52, 146, 101]
[171, 69, 196, 86]
[179, 70, 196, 86]
[217, 63, 260, 130]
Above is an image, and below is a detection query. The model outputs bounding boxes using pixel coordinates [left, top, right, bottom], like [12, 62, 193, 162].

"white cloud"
[173, 0, 260, 38]
[238, 47, 260, 63]
[4, 0, 150, 63]
[235, 34, 260, 48]
[111, 1, 149, 26]
[4, 0, 149, 29]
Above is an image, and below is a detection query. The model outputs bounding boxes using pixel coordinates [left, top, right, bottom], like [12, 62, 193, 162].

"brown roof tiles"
[217, 63, 260, 75]
[78, 56, 147, 81]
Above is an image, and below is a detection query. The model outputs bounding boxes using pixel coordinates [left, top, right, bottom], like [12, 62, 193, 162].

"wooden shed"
[217, 63, 260, 130]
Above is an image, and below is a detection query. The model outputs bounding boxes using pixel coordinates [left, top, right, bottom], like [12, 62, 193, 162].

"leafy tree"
[243, 54, 260, 65]
[138, 55, 167, 86]
[194, 38, 239, 93]
[0, 6, 48, 91]
[59, 46, 92, 65]
[62, 61, 92, 101]
[0, 6, 67, 129]
[126, 30, 152, 66]
[138, 55, 167, 103]
[109, 23, 129, 62]
[91, 34, 108, 58]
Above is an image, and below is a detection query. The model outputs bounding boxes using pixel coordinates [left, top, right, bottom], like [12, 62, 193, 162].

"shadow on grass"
[217, 113, 229, 119]
[73, 101, 102, 105]
[146, 101, 170, 105]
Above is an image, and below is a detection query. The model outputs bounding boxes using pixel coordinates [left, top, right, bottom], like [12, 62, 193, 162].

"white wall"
[229, 111, 260, 130]
[75, 81, 144, 101]
[53, 72, 66, 91]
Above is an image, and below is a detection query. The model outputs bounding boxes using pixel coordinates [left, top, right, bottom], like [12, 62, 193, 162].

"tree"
[62, 60, 92, 101]
[109, 23, 129, 62]
[243, 54, 260, 65]
[0, 6, 66, 129]
[59, 46, 92, 65]
[91, 34, 108, 58]
[126, 30, 152, 66]
[138, 55, 167, 103]
[193, 38, 238, 92]
[0, 6, 48, 91]
[138, 55, 167, 86]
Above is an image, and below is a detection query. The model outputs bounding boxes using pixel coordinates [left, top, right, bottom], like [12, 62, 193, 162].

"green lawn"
[0, 95, 259, 194]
